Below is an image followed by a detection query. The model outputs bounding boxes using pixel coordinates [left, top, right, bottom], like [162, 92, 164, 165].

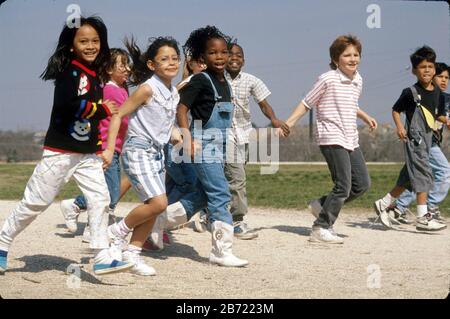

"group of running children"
[0, 15, 448, 277]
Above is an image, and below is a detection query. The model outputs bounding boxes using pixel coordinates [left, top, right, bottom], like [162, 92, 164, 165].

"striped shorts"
[122, 137, 166, 202]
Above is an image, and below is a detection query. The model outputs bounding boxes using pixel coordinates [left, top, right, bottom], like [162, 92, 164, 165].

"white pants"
[0, 150, 110, 250]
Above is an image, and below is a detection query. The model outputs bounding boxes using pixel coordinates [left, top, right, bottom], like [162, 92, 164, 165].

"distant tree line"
[0, 127, 448, 162]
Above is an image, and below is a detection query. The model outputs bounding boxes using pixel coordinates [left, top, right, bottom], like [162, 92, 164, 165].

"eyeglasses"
[154, 56, 181, 66]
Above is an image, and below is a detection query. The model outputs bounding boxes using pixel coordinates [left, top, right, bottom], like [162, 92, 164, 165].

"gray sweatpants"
[314, 146, 371, 229]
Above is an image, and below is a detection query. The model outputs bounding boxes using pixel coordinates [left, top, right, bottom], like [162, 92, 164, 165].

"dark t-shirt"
[433, 92, 450, 145]
[392, 82, 445, 124]
[179, 70, 231, 126]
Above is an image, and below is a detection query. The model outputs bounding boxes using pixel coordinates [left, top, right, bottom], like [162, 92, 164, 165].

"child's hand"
[100, 149, 114, 170]
[271, 119, 290, 137]
[170, 128, 183, 145]
[366, 117, 378, 131]
[103, 99, 118, 115]
[275, 127, 288, 138]
[396, 126, 407, 142]
[446, 118, 450, 130]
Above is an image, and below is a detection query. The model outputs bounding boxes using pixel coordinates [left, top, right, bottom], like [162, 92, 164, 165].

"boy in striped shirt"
[279, 35, 377, 244]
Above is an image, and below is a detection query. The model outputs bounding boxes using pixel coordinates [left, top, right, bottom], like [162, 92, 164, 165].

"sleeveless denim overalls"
[179, 72, 234, 225]
[396, 87, 436, 193]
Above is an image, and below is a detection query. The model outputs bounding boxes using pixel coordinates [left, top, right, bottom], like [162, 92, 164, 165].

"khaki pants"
[225, 141, 249, 222]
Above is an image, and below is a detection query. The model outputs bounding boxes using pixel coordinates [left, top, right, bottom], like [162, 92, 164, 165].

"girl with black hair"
[151, 25, 248, 267]
[103, 36, 182, 276]
[60, 48, 132, 240]
[0, 16, 134, 275]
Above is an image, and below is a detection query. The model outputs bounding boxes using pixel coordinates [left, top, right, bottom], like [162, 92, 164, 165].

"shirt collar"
[71, 60, 96, 77]
[151, 74, 176, 99]
[225, 70, 242, 82]
[336, 68, 361, 86]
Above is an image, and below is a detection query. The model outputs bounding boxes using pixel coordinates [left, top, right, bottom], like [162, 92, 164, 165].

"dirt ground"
[0, 200, 448, 299]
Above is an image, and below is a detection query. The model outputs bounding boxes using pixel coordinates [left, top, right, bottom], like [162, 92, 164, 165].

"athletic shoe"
[308, 199, 322, 219]
[387, 205, 413, 224]
[309, 227, 344, 244]
[60, 199, 81, 234]
[93, 248, 133, 275]
[373, 199, 392, 228]
[429, 207, 446, 224]
[416, 213, 447, 231]
[192, 210, 208, 233]
[0, 250, 7, 273]
[233, 221, 258, 240]
[142, 231, 171, 251]
[122, 251, 156, 276]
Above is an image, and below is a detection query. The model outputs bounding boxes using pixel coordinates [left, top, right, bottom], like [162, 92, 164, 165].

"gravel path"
[0, 200, 448, 299]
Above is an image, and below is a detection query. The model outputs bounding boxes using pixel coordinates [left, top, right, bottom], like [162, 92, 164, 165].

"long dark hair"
[124, 36, 180, 86]
[40, 16, 110, 81]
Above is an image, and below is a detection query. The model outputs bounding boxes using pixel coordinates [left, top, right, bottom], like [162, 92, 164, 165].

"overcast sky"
[0, 0, 449, 131]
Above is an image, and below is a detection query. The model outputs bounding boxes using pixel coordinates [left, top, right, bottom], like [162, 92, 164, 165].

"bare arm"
[101, 84, 152, 168]
[176, 103, 194, 158]
[357, 108, 377, 131]
[258, 99, 290, 135]
[392, 110, 407, 141]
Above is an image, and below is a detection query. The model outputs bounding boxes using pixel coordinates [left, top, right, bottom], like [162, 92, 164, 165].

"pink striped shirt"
[99, 81, 129, 153]
[303, 69, 362, 151]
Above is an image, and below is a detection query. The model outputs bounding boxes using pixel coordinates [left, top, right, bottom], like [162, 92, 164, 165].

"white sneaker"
[416, 214, 447, 231]
[122, 251, 156, 276]
[308, 199, 322, 219]
[309, 227, 344, 244]
[373, 199, 392, 228]
[60, 199, 81, 234]
[93, 248, 133, 275]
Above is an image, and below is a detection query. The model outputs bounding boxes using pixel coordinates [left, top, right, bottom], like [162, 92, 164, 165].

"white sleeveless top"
[127, 75, 180, 148]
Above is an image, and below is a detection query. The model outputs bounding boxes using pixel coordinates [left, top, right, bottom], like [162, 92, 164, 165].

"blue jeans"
[74, 151, 121, 210]
[164, 143, 198, 205]
[396, 145, 450, 211]
[180, 162, 232, 225]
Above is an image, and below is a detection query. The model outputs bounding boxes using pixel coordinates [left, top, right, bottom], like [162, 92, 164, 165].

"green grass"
[0, 163, 448, 214]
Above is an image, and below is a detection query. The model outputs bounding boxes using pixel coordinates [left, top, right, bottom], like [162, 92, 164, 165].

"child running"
[60, 48, 131, 237]
[279, 35, 377, 244]
[373, 47, 448, 232]
[102, 36, 181, 275]
[387, 62, 450, 225]
[151, 25, 248, 267]
[0, 16, 133, 275]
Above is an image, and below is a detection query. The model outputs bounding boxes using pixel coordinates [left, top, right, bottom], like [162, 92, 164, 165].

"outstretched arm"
[101, 84, 152, 168]
[277, 100, 310, 137]
[258, 99, 290, 136]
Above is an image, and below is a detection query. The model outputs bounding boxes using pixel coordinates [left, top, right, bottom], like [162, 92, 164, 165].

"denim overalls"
[179, 72, 234, 225]
[396, 87, 435, 193]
